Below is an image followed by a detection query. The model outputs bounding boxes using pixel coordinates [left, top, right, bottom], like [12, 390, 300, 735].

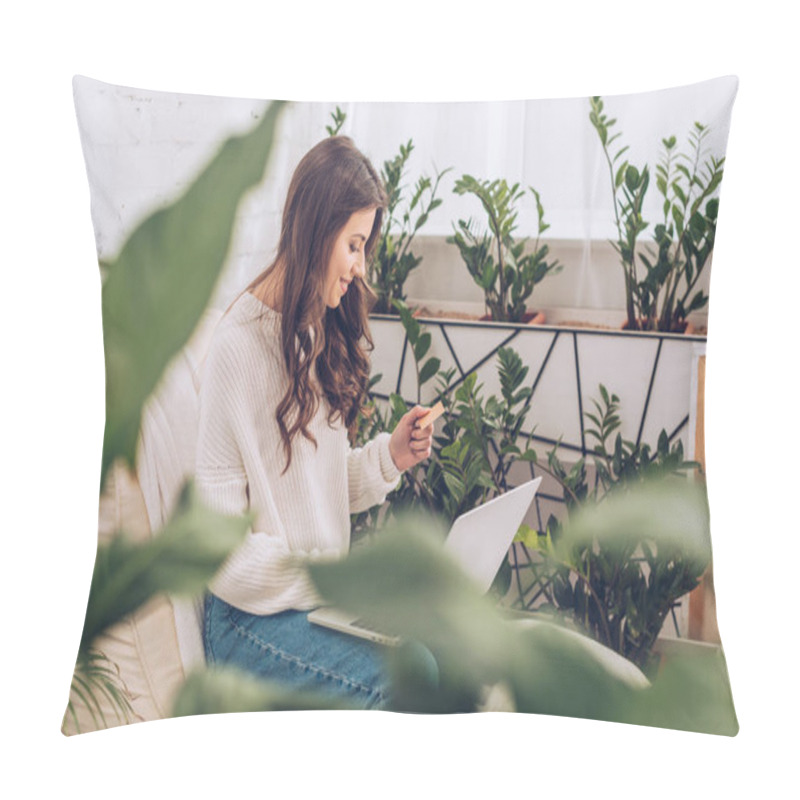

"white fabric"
[195, 291, 401, 615]
[136, 308, 223, 671]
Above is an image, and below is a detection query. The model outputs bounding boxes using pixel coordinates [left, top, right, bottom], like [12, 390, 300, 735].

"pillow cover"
[66, 74, 738, 736]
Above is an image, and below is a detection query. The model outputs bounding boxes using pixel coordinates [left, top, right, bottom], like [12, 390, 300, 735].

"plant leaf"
[173, 666, 349, 715]
[419, 357, 441, 386]
[100, 101, 287, 487]
[80, 480, 251, 653]
[306, 517, 512, 687]
[558, 478, 712, 569]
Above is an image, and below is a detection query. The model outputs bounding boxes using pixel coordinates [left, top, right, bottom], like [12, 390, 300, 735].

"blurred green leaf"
[506, 618, 648, 721]
[100, 101, 287, 486]
[560, 478, 712, 569]
[302, 511, 737, 731]
[173, 666, 349, 716]
[514, 523, 541, 547]
[80, 480, 251, 653]
[306, 517, 512, 688]
[626, 647, 739, 735]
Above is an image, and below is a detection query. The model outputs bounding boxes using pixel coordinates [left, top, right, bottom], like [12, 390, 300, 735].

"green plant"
[516, 384, 705, 672]
[641, 124, 724, 331]
[589, 97, 649, 331]
[325, 105, 347, 136]
[306, 488, 737, 734]
[65, 100, 286, 733]
[371, 141, 450, 314]
[349, 299, 446, 539]
[351, 301, 540, 597]
[589, 96, 724, 332]
[427, 345, 540, 520]
[449, 176, 562, 322]
[65, 649, 137, 732]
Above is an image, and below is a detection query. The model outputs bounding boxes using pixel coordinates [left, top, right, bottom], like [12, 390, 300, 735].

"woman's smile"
[324, 207, 377, 308]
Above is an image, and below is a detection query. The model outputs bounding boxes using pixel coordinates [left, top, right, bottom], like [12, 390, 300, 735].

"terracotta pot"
[526, 310, 547, 326]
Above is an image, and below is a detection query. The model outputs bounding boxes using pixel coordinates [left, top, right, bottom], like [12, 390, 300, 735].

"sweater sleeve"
[347, 431, 402, 514]
[195, 328, 307, 612]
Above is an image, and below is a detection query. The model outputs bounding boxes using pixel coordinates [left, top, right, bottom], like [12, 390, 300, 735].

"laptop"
[307, 477, 542, 646]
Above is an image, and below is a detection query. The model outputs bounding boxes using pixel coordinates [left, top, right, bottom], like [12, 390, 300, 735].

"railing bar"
[517, 331, 560, 424]
[573, 332, 587, 456]
[636, 339, 663, 448]
[395, 333, 409, 396]
[439, 325, 465, 377]
[670, 603, 682, 639]
[369, 313, 706, 342]
[435, 329, 522, 397]
[667, 415, 690, 442]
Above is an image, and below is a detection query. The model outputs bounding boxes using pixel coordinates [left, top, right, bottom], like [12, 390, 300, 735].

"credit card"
[418, 401, 444, 428]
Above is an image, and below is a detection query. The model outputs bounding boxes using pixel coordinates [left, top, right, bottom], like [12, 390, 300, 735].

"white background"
[2, 1, 796, 797]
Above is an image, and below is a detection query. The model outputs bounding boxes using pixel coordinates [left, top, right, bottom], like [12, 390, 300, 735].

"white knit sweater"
[196, 291, 401, 615]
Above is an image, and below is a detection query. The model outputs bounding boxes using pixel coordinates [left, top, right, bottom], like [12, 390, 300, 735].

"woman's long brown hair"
[248, 136, 387, 472]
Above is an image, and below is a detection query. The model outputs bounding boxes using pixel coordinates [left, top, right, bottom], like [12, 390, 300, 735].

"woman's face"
[323, 207, 377, 309]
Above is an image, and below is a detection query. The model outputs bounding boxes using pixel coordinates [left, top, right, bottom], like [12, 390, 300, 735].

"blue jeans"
[203, 593, 389, 709]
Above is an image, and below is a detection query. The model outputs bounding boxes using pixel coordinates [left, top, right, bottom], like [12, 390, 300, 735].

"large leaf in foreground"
[79, 480, 251, 653]
[305, 506, 736, 733]
[307, 517, 514, 692]
[506, 618, 649, 721]
[100, 100, 287, 486]
[559, 477, 712, 569]
[305, 516, 649, 715]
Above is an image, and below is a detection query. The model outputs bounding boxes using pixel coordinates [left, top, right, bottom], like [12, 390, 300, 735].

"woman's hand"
[389, 405, 435, 472]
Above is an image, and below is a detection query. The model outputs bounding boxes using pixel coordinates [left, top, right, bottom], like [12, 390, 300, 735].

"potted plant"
[589, 96, 725, 333]
[448, 176, 562, 323]
[514, 384, 706, 674]
[371, 141, 450, 314]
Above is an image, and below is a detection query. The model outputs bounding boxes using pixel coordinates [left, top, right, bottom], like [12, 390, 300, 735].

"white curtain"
[343, 77, 737, 240]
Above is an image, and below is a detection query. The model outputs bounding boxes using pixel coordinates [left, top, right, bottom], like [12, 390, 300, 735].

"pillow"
[66, 74, 738, 736]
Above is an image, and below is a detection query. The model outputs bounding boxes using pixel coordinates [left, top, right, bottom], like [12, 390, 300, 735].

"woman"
[197, 136, 433, 709]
